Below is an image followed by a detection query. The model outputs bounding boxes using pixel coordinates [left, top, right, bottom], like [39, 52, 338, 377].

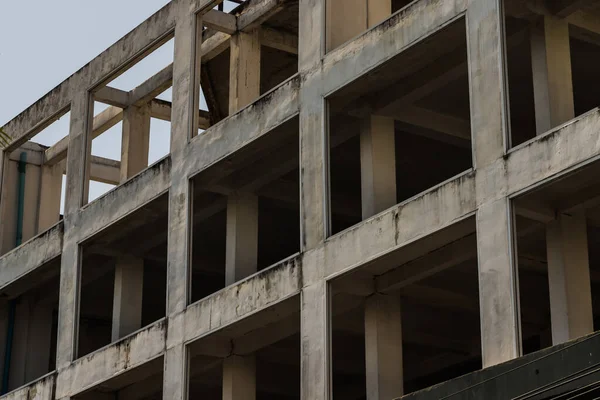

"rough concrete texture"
[1, 0, 600, 398]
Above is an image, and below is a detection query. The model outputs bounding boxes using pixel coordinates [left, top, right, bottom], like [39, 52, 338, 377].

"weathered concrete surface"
[55, 320, 166, 398]
[0, 223, 63, 291]
[0, 373, 55, 400]
[183, 255, 302, 343]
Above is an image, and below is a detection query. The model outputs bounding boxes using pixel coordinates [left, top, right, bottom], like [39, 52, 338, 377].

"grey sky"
[0, 1, 236, 210]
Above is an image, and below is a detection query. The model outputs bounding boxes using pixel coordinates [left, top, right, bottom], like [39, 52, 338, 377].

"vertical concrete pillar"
[38, 162, 63, 233]
[364, 294, 403, 400]
[360, 116, 396, 218]
[120, 104, 151, 182]
[229, 30, 261, 115]
[530, 17, 574, 135]
[162, 8, 202, 400]
[57, 90, 93, 369]
[226, 193, 259, 285]
[112, 256, 144, 341]
[301, 282, 329, 400]
[223, 355, 256, 400]
[110, 105, 150, 342]
[468, 0, 521, 367]
[546, 211, 593, 344]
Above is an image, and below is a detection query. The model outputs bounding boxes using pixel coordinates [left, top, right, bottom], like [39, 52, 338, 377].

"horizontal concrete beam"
[182, 74, 300, 177]
[0, 373, 55, 400]
[55, 320, 166, 398]
[183, 255, 302, 345]
[506, 108, 600, 198]
[95, 86, 130, 108]
[303, 169, 477, 286]
[75, 156, 171, 242]
[45, 106, 123, 166]
[0, 223, 63, 292]
[320, 0, 467, 96]
[203, 9, 237, 34]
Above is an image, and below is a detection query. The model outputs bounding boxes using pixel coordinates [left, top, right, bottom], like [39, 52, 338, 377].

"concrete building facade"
[1, 0, 600, 398]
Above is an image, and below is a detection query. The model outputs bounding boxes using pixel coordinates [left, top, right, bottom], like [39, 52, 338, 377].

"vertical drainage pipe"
[1, 152, 27, 394]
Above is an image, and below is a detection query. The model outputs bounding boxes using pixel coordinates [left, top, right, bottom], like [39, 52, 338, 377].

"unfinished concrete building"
[2, 0, 600, 398]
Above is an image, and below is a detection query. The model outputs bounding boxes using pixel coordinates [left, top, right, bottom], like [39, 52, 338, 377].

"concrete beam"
[55, 320, 166, 399]
[203, 9, 238, 34]
[95, 86, 130, 108]
[74, 157, 170, 242]
[44, 106, 123, 166]
[260, 27, 298, 54]
[150, 99, 211, 129]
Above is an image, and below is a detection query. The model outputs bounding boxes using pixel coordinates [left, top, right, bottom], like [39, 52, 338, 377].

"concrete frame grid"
[0, 0, 599, 399]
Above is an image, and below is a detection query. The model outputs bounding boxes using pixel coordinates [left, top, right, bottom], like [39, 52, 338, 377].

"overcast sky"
[0, 1, 236, 210]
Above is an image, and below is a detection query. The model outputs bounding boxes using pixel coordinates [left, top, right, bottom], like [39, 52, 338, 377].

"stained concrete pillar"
[110, 105, 151, 342]
[57, 91, 93, 369]
[111, 256, 144, 341]
[226, 193, 259, 285]
[222, 355, 256, 400]
[229, 30, 261, 115]
[364, 294, 403, 399]
[162, 10, 202, 400]
[120, 104, 151, 182]
[360, 116, 397, 219]
[468, 0, 521, 367]
[300, 282, 329, 400]
[546, 211, 593, 345]
[530, 17, 574, 136]
[37, 162, 63, 233]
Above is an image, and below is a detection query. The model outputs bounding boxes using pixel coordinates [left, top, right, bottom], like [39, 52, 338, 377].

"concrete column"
[38, 162, 63, 233]
[226, 193, 259, 285]
[326, 0, 390, 51]
[364, 294, 403, 400]
[111, 256, 144, 341]
[301, 282, 329, 400]
[360, 116, 396, 218]
[120, 104, 151, 182]
[229, 30, 261, 115]
[110, 105, 150, 342]
[476, 199, 521, 367]
[468, 0, 521, 367]
[162, 9, 201, 400]
[546, 211, 593, 344]
[530, 17, 574, 136]
[57, 90, 93, 368]
[223, 355, 256, 400]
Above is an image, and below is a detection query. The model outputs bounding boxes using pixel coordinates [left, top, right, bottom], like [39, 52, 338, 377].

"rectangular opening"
[329, 218, 481, 397]
[327, 18, 472, 235]
[0, 257, 61, 394]
[504, 0, 600, 147]
[0, 109, 70, 256]
[82, 34, 175, 206]
[187, 296, 300, 399]
[197, 0, 298, 133]
[189, 117, 300, 304]
[513, 159, 600, 354]
[77, 193, 168, 358]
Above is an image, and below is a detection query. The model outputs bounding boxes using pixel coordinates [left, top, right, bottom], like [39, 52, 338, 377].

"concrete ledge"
[507, 108, 600, 197]
[75, 156, 171, 242]
[303, 170, 477, 285]
[0, 222, 63, 291]
[55, 319, 167, 398]
[182, 254, 302, 345]
[0, 373, 55, 400]
[183, 74, 300, 177]
[321, 0, 468, 96]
